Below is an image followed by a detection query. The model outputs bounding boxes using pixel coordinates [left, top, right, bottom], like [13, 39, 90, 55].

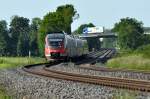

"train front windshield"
[47, 33, 65, 48]
[48, 39, 63, 48]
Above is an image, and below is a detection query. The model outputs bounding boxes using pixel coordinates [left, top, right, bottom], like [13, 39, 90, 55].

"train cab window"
[46, 33, 65, 48]
[48, 39, 63, 48]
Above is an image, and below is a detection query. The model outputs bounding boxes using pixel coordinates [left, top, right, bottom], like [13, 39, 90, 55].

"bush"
[135, 44, 150, 58]
[116, 49, 133, 57]
[107, 55, 150, 71]
[106, 44, 150, 71]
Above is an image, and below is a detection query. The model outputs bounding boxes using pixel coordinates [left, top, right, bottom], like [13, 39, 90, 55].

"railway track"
[22, 49, 150, 92]
[75, 48, 116, 65]
[22, 63, 150, 92]
[79, 65, 150, 75]
[74, 49, 149, 75]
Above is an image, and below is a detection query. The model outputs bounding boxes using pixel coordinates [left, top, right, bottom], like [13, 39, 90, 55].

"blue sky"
[0, 0, 149, 31]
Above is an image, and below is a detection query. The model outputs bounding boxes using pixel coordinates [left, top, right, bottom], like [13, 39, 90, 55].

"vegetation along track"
[22, 62, 150, 92]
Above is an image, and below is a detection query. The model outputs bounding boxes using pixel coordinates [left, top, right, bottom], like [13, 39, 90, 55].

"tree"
[38, 4, 79, 56]
[38, 12, 65, 56]
[0, 35, 6, 56]
[17, 32, 30, 56]
[73, 23, 94, 34]
[29, 18, 41, 56]
[40, 12, 65, 33]
[10, 16, 30, 56]
[56, 4, 78, 34]
[113, 17, 145, 50]
[0, 20, 9, 56]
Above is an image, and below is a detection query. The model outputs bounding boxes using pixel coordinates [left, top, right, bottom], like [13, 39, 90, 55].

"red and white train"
[45, 32, 89, 60]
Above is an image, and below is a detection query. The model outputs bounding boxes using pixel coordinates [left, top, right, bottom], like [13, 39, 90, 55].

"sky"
[0, 0, 149, 31]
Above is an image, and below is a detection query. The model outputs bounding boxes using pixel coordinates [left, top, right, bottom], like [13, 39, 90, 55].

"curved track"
[79, 65, 150, 75]
[22, 63, 150, 92]
[22, 49, 150, 92]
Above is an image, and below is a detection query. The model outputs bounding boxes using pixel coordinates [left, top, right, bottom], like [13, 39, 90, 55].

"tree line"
[0, 16, 41, 56]
[74, 18, 150, 51]
[0, 4, 77, 57]
[0, 4, 150, 57]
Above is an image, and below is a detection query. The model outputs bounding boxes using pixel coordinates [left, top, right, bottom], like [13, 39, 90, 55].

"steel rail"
[22, 64, 150, 92]
[22, 49, 150, 92]
[75, 49, 112, 65]
[79, 65, 150, 75]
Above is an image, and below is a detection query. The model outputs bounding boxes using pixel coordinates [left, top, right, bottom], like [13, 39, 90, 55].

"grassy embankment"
[0, 57, 46, 98]
[107, 54, 150, 71]
[0, 57, 46, 69]
[107, 44, 150, 71]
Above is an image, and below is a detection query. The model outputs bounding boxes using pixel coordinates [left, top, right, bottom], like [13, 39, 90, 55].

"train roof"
[47, 33, 65, 39]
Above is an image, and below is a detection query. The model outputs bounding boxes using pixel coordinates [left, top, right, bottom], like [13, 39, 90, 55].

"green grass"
[112, 90, 136, 99]
[107, 54, 150, 71]
[0, 86, 12, 99]
[0, 57, 46, 69]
